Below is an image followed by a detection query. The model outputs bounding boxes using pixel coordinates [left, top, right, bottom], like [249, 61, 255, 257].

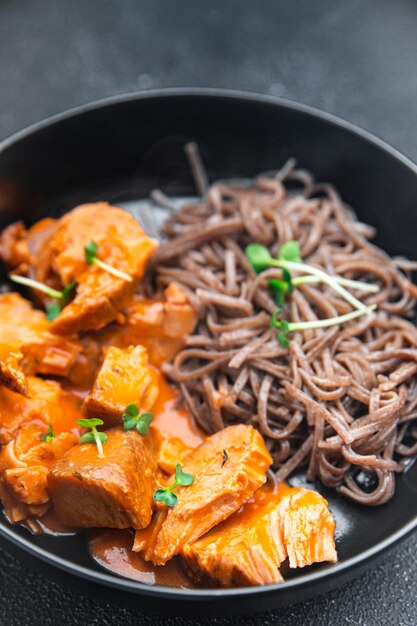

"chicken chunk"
[136, 424, 272, 565]
[0, 376, 82, 445]
[49, 203, 158, 334]
[82, 345, 159, 428]
[94, 283, 197, 367]
[283, 488, 337, 568]
[157, 436, 193, 476]
[182, 484, 337, 587]
[48, 428, 158, 529]
[1, 203, 158, 335]
[0, 293, 80, 396]
[0, 218, 56, 272]
[0, 424, 78, 523]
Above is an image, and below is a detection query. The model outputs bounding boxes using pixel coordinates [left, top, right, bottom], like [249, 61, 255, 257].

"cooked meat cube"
[0, 376, 82, 445]
[140, 424, 272, 565]
[82, 345, 159, 428]
[157, 436, 193, 475]
[283, 488, 337, 568]
[182, 484, 337, 586]
[1, 203, 158, 335]
[0, 293, 80, 396]
[47, 203, 157, 334]
[0, 424, 78, 523]
[181, 485, 287, 586]
[48, 428, 157, 529]
[0, 218, 56, 273]
[94, 282, 197, 367]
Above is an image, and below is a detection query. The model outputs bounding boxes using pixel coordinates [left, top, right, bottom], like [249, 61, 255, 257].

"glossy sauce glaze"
[150, 368, 204, 448]
[90, 529, 194, 588]
[88, 373, 204, 586]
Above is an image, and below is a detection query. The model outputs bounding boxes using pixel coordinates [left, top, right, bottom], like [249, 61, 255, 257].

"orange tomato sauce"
[90, 529, 194, 588]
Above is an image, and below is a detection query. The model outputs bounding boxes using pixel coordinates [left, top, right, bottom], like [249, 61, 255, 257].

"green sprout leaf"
[175, 463, 194, 486]
[122, 404, 154, 435]
[77, 418, 104, 428]
[84, 240, 98, 265]
[46, 302, 62, 322]
[277, 329, 290, 348]
[153, 490, 178, 507]
[282, 268, 294, 294]
[136, 412, 154, 436]
[10, 276, 76, 322]
[40, 424, 55, 443]
[77, 418, 107, 457]
[61, 280, 76, 299]
[270, 317, 291, 348]
[123, 403, 140, 418]
[152, 463, 194, 508]
[79, 432, 96, 444]
[245, 243, 272, 274]
[84, 239, 133, 282]
[279, 240, 302, 263]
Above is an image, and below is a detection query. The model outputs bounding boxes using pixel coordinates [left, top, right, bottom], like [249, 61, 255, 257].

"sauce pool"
[90, 529, 194, 588]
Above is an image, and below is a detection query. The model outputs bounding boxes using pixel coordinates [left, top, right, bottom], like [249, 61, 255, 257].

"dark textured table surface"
[1, 1, 417, 624]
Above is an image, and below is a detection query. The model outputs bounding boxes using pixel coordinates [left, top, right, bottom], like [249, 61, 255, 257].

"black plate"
[0, 89, 417, 616]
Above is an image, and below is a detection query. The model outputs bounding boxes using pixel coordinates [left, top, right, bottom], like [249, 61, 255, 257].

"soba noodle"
[148, 157, 417, 506]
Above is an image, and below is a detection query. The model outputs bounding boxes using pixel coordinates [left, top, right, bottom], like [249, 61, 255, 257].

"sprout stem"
[9, 274, 65, 299]
[288, 304, 376, 332]
[93, 258, 133, 283]
[271, 259, 367, 310]
[292, 274, 379, 294]
[92, 426, 104, 458]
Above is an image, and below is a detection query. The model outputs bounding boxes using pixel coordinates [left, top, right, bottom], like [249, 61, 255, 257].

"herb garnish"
[45, 302, 62, 322]
[153, 463, 194, 508]
[246, 241, 379, 310]
[272, 304, 377, 347]
[122, 404, 154, 435]
[221, 449, 229, 467]
[77, 418, 108, 458]
[246, 241, 379, 348]
[9, 275, 76, 322]
[40, 424, 55, 443]
[84, 240, 133, 283]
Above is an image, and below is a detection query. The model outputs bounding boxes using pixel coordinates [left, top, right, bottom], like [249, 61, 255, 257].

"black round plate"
[0, 89, 416, 616]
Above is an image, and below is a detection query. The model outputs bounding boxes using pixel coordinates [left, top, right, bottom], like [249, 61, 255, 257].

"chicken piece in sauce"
[0, 218, 56, 273]
[0, 293, 80, 396]
[93, 283, 197, 367]
[0, 376, 82, 445]
[283, 488, 337, 568]
[1, 204, 158, 335]
[48, 428, 158, 529]
[182, 483, 337, 587]
[157, 436, 193, 476]
[82, 345, 159, 428]
[0, 424, 78, 523]
[134, 424, 272, 565]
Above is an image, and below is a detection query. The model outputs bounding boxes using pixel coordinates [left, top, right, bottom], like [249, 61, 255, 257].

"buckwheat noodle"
[149, 153, 417, 505]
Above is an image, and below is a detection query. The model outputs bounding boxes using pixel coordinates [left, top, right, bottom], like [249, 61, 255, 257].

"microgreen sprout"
[246, 241, 379, 310]
[77, 418, 108, 458]
[9, 275, 76, 321]
[153, 463, 194, 508]
[40, 424, 55, 443]
[45, 302, 62, 322]
[271, 304, 377, 348]
[84, 240, 133, 283]
[122, 404, 154, 435]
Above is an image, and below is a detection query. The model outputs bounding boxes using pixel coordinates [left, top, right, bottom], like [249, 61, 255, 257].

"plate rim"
[0, 87, 417, 601]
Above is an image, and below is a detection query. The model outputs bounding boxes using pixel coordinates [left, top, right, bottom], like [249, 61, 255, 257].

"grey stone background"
[0, 1, 416, 624]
